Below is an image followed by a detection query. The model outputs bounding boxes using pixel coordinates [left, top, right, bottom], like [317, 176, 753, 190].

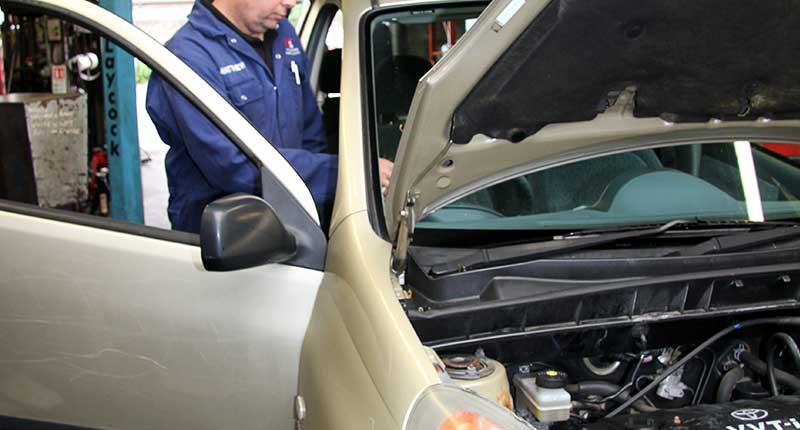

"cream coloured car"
[3, 0, 800, 429]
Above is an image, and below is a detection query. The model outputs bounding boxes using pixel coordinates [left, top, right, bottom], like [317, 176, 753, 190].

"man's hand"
[378, 158, 394, 196]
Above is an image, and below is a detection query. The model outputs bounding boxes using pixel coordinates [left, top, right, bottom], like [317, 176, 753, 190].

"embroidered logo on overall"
[219, 62, 246, 75]
[284, 38, 301, 56]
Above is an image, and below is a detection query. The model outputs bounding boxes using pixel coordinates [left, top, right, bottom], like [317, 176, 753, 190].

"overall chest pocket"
[228, 79, 264, 107]
[227, 79, 268, 125]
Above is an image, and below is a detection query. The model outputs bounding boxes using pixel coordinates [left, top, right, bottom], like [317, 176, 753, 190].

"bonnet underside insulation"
[451, 0, 800, 143]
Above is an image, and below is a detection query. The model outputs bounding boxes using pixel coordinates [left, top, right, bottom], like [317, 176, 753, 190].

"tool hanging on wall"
[68, 52, 100, 81]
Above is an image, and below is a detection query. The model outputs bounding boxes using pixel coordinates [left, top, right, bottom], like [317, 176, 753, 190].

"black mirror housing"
[200, 193, 297, 271]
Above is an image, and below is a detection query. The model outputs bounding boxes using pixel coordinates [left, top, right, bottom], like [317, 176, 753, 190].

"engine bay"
[403, 242, 800, 428]
[432, 323, 800, 429]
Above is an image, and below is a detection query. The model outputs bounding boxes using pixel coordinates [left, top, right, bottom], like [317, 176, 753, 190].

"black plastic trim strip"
[418, 262, 800, 349]
[413, 262, 800, 318]
[261, 168, 327, 269]
[0, 200, 200, 245]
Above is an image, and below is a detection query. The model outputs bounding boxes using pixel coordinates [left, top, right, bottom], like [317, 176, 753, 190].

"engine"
[435, 328, 800, 430]
[588, 397, 800, 430]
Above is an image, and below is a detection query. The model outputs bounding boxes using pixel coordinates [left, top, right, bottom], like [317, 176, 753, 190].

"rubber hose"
[567, 381, 658, 413]
[618, 394, 659, 413]
[740, 350, 800, 392]
[566, 381, 619, 396]
[766, 333, 800, 396]
[606, 317, 800, 418]
[715, 366, 745, 403]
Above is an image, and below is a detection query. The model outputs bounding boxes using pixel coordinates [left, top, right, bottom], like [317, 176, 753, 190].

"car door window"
[0, 8, 179, 233]
[0, 4, 321, 243]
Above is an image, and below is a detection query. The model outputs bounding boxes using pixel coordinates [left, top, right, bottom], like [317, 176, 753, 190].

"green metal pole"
[99, 0, 144, 223]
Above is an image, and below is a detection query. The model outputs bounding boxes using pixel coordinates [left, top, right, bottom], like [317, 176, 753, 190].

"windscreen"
[418, 141, 800, 231]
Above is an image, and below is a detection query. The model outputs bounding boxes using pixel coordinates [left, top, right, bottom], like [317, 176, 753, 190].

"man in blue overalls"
[147, 0, 393, 233]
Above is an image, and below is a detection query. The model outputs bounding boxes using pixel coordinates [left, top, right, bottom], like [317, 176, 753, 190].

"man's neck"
[207, 0, 264, 40]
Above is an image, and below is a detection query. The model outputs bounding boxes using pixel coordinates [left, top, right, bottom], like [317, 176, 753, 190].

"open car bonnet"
[385, 0, 800, 240]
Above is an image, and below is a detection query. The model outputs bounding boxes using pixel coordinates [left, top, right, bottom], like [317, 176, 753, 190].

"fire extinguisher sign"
[52, 64, 68, 94]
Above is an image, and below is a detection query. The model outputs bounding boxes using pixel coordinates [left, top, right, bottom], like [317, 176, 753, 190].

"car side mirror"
[200, 193, 297, 271]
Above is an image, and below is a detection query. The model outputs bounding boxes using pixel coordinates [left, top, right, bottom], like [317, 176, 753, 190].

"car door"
[0, 1, 324, 429]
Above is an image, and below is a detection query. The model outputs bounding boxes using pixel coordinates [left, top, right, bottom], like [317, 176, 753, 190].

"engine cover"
[587, 397, 800, 430]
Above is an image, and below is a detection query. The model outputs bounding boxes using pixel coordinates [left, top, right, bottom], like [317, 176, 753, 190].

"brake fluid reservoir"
[442, 354, 513, 410]
[513, 370, 571, 423]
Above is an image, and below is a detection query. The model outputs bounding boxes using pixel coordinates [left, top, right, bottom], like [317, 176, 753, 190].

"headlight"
[404, 384, 534, 430]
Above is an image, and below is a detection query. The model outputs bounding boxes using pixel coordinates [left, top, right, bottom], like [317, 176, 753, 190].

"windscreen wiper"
[665, 225, 800, 257]
[430, 220, 689, 276]
[429, 220, 800, 276]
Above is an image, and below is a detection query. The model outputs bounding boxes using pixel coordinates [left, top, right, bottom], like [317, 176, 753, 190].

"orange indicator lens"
[439, 411, 503, 430]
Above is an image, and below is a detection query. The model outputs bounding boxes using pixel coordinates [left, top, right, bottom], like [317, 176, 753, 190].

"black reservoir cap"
[535, 369, 567, 389]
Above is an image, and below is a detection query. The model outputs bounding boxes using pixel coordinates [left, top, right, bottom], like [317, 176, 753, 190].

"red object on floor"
[89, 148, 109, 192]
